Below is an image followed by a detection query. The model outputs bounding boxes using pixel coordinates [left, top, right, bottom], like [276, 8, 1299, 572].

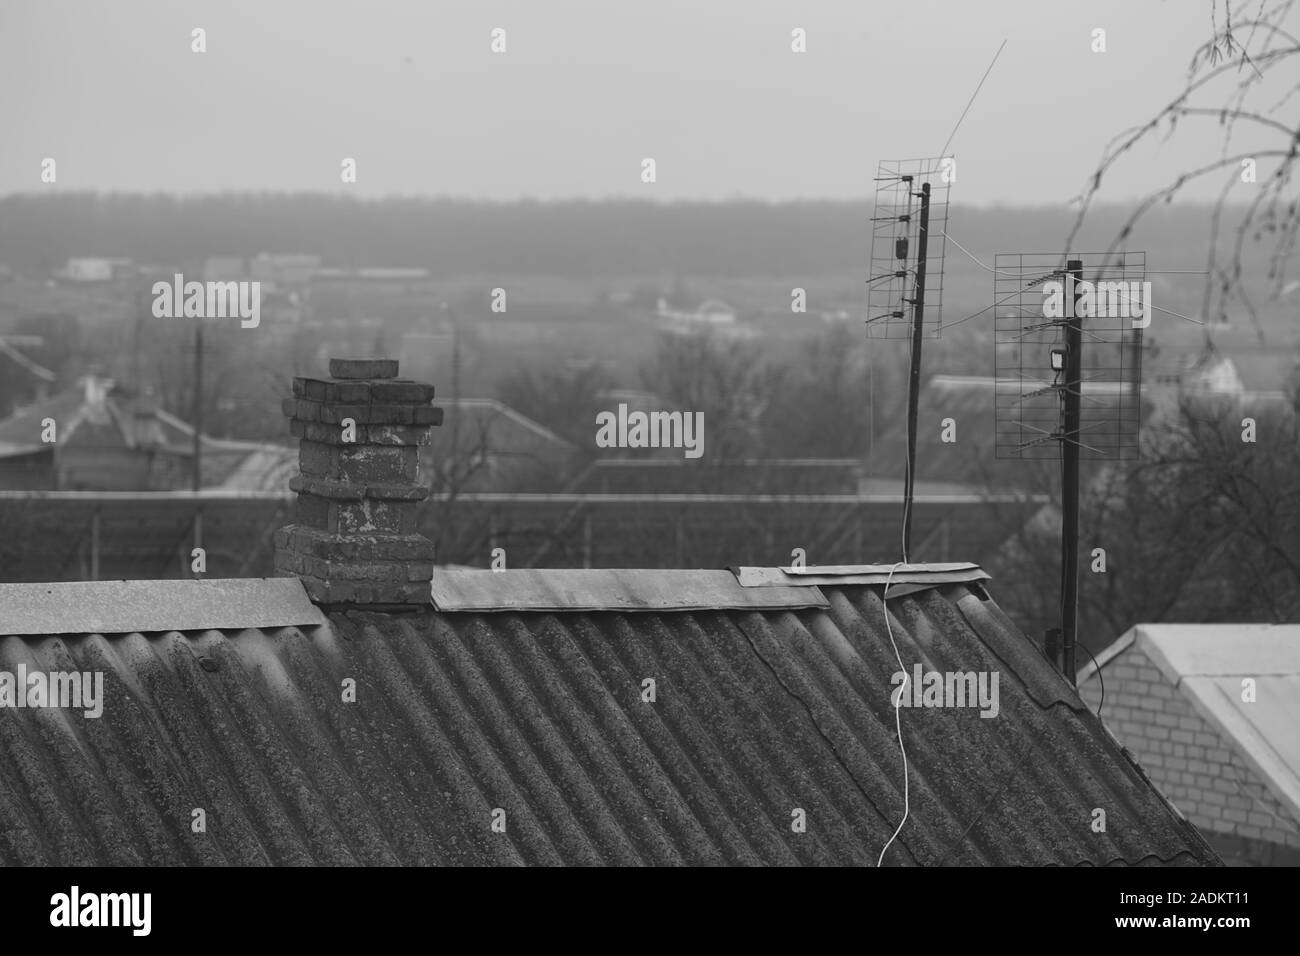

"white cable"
[876, 560, 910, 867]
[940, 231, 1026, 278]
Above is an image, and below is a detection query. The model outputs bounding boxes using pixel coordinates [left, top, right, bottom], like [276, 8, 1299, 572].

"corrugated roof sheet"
[0, 572, 1218, 865]
[430, 569, 827, 612]
[0, 579, 325, 636]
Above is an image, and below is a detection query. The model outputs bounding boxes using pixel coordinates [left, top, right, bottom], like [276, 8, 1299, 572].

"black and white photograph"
[0, 0, 1294, 935]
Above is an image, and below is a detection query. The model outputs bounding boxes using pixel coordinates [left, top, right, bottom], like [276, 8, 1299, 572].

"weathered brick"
[366, 424, 435, 446]
[325, 381, 372, 403]
[339, 445, 418, 483]
[291, 420, 359, 445]
[363, 482, 430, 502]
[310, 557, 408, 583]
[290, 475, 365, 500]
[299, 440, 338, 478]
[330, 358, 398, 379]
[319, 403, 371, 425]
[282, 528, 434, 562]
[294, 493, 331, 529]
[370, 380, 436, 403]
[294, 377, 330, 400]
[405, 560, 436, 582]
[336, 499, 404, 534]
[300, 575, 352, 603]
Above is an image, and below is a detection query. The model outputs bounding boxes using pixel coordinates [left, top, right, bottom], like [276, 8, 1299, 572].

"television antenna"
[993, 252, 1147, 684]
[866, 156, 953, 560]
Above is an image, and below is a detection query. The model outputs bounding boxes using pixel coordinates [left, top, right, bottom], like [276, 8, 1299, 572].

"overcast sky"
[0, 0, 1264, 203]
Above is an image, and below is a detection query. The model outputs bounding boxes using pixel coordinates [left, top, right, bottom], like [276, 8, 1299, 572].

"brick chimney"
[274, 358, 443, 609]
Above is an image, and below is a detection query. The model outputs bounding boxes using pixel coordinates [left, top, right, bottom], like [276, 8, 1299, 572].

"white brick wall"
[1082, 644, 1300, 854]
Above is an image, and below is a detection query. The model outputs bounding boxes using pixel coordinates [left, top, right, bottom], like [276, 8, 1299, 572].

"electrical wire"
[1076, 638, 1105, 717]
[941, 231, 1027, 278]
[877, 561, 910, 867]
[939, 288, 1030, 331]
[938, 39, 1008, 160]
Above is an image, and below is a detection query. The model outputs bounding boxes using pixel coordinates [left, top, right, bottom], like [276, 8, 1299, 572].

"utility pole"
[902, 180, 932, 561]
[1061, 258, 1083, 685]
[192, 319, 204, 559]
[192, 321, 203, 492]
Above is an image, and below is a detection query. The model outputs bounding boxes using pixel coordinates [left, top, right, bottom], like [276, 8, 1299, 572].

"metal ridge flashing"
[0, 578, 326, 636]
[732, 563, 990, 588]
[429, 568, 828, 613]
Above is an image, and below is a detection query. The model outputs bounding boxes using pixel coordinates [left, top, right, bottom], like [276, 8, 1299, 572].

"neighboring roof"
[0, 386, 85, 457]
[1081, 623, 1300, 825]
[214, 446, 297, 493]
[0, 379, 290, 489]
[0, 568, 1217, 865]
[440, 398, 574, 450]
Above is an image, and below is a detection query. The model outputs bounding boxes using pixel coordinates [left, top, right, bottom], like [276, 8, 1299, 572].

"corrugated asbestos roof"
[0, 571, 1218, 866]
[0, 579, 325, 636]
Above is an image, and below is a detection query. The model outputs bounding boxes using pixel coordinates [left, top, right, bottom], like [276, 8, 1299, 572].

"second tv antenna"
[866, 156, 953, 560]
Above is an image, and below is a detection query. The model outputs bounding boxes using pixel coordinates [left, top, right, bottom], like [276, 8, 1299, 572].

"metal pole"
[192, 322, 203, 492]
[903, 182, 931, 561]
[1062, 258, 1083, 685]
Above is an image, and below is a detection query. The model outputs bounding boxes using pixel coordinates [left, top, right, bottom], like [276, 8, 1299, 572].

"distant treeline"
[0, 193, 1242, 276]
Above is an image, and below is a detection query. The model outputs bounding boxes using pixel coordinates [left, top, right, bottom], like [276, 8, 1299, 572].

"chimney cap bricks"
[274, 358, 443, 609]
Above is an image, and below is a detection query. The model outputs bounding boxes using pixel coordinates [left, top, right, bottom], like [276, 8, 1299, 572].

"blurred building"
[0, 376, 293, 492]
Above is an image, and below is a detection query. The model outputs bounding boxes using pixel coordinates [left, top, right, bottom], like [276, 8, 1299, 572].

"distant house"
[653, 296, 762, 340]
[656, 297, 737, 325]
[1080, 624, 1300, 865]
[1146, 346, 1292, 423]
[59, 257, 133, 282]
[0, 377, 294, 492]
[249, 252, 320, 289]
